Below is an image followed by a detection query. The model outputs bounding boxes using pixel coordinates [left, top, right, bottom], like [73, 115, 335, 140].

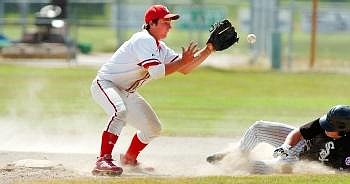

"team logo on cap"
[345, 157, 350, 166]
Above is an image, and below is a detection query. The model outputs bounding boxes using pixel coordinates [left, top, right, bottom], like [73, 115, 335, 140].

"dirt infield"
[0, 134, 336, 184]
[0, 115, 336, 183]
[0, 136, 236, 183]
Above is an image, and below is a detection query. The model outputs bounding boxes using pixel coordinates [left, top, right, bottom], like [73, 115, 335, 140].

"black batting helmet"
[319, 105, 350, 132]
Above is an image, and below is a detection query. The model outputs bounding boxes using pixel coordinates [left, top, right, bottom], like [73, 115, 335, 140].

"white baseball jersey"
[97, 30, 179, 93]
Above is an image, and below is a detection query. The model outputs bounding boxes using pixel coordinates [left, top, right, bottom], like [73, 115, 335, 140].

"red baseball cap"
[144, 5, 180, 23]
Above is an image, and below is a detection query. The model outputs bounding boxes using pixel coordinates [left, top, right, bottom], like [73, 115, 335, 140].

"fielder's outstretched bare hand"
[181, 42, 199, 64]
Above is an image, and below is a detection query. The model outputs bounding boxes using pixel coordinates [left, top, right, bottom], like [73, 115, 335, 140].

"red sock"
[125, 133, 147, 161]
[100, 131, 118, 157]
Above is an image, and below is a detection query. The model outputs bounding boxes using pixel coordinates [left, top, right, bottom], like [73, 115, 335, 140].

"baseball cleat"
[120, 154, 154, 172]
[120, 154, 138, 166]
[206, 152, 228, 164]
[92, 154, 123, 176]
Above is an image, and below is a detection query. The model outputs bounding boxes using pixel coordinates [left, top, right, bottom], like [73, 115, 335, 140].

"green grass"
[18, 174, 350, 184]
[73, 26, 118, 52]
[283, 32, 350, 62]
[144, 69, 350, 135]
[1, 64, 350, 136]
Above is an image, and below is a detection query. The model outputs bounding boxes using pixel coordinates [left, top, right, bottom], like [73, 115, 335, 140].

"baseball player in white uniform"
[207, 105, 350, 174]
[90, 4, 215, 176]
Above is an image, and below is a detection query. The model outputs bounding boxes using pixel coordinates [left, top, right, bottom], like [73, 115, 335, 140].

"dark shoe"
[206, 152, 228, 164]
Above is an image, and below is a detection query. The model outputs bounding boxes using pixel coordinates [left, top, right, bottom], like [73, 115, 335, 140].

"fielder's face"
[325, 131, 342, 140]
[150, 18, 172, 40]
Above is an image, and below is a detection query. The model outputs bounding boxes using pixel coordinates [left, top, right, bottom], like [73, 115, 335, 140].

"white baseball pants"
[90, 78, 161, 144]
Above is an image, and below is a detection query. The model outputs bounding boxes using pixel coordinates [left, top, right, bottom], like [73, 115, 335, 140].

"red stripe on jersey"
[137, 58, 160, 67]
[143, 61, 161, 69]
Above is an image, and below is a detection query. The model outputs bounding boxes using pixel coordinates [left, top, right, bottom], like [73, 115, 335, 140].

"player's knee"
[107, 120, 125, 136]
[152, 122, 162, 136]
[251, 120, 263, 129]
[248, 120, 267, 136]
[148, 121, 162, 137]
[137, 132, 156, 144]
[105, 105, 127, 135]
[106, 113, 127, 135]
[252, 120, 267, 128]
[114, 106, 127, 120]
[139, 121, 162, 143]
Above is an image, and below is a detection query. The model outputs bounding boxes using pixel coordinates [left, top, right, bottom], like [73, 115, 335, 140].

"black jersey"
[299, 119, 350, 171]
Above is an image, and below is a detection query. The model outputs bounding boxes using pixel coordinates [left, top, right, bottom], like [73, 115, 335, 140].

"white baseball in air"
[247, 34, 256, 44]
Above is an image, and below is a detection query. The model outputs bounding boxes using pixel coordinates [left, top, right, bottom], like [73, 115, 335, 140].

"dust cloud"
[0, 77, 102, 154]
[196, 141, 336, 176]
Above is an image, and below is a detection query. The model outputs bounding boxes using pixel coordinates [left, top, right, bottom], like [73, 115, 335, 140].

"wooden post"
[309, 0, 318, 68]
